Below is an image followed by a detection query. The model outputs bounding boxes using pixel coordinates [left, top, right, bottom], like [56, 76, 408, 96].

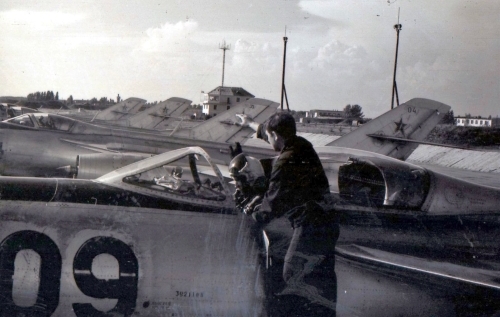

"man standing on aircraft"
[236, 112, 339, 315]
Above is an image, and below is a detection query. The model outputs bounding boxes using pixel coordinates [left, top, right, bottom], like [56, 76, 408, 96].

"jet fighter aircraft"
[1, 145, 500, 316]
[0, 98, 279, 178]
[0, 103, 39, 120]
[0, 147, 267, 316]
[0, 98, 450, 179]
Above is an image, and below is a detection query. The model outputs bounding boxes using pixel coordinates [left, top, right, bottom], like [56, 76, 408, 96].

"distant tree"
[67, 95, 73, 104]
[55, 92, 59, 100]
[291, 110, 306, 121]
[488, 115, 492, 119]
[440, 110, 455, 124]
[90, 97, 98, 105]
[343, 104, 364, 118]
[465, 113, 471, 118]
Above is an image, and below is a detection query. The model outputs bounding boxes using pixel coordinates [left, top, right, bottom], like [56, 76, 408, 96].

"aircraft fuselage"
[0, 124, 275, 178]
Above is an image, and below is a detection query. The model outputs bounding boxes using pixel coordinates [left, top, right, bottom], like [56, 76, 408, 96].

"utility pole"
[219, 41, 231, 87]
[281, 28, 290, 111]
[391, 8, 402, 109]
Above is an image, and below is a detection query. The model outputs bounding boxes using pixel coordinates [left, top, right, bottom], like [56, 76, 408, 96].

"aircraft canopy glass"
[5, 114, 35, 127]
[338, 157, 430, 209]
[31, 113, 75, 131]
[123, 153, 226, 202]
[5, 113, 76, 131]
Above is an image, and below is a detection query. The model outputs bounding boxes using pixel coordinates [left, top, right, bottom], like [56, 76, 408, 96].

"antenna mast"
[391, 8, 402, 109]
[281, 27, 290, 111]
[219, 40, 231, 87]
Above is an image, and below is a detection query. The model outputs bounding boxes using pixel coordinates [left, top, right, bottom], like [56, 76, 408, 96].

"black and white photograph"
[0, 0, 499, 316]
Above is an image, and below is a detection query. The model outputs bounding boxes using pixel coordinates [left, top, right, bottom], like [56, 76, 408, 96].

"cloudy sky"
[0, 0, 498, 117]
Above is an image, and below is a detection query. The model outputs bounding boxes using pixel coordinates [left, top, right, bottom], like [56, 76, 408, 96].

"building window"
[236, 97, 240, 102]
[227, 98, 230, 104]
[227, 106, 230, 110]
[214, 105, 217, 110]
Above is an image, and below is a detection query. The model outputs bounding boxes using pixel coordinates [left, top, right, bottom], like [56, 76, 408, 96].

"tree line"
[27, 91, 59, 101]
[27, 91, 117, 108]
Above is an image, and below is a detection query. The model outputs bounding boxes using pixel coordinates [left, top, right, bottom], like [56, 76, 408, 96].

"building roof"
[207, 86, 254, 97]
[309, 109, 344, 113]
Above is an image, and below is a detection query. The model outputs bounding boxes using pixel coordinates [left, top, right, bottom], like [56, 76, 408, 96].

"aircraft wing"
[336, 245, 500, 290]
[365, 134, 468, 149]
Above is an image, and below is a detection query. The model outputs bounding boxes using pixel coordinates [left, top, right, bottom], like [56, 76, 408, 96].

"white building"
[456, 117, 495, 127]
[306, 109, 344, 119]
[202, 86, 254, 116]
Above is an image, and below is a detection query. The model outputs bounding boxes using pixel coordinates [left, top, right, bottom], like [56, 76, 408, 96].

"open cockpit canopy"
[4, 113, 76, 131]
[338, 156, 430, 209]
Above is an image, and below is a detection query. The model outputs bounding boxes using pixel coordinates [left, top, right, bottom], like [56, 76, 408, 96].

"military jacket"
[254, 126, 334, 227]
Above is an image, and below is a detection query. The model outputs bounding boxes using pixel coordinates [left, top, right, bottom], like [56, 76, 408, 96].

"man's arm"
[235, 114, 261, 132]
[235, 114, 270, 142]
[251, 156, 292, 224]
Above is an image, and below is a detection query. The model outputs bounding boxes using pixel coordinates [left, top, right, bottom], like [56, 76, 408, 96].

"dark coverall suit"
[252, 125, 340, 315]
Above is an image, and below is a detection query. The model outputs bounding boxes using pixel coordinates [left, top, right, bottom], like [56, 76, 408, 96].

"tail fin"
[182, 98, 278, 143]
[93, 97, 147, 121]
[328, 98, 450, 160]
[125, 97, 192, 130]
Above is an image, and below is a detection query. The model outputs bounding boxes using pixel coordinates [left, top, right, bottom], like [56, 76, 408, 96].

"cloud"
[0, 10, 85, 31]
[140, 20, 199, 53]
[311, 40, 367, 70]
